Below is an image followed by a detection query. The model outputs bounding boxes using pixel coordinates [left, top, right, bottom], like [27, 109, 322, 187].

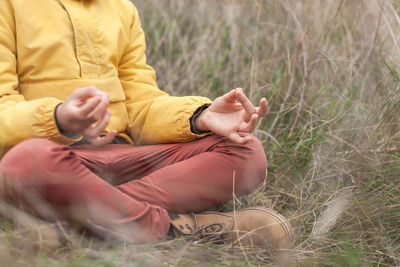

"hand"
[195, 88, 268, 144]
[56, 86, 117, 146]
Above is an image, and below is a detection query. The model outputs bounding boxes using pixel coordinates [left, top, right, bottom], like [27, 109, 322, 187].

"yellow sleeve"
[0, 1, 78, 156]
[118, 4, 212, 145]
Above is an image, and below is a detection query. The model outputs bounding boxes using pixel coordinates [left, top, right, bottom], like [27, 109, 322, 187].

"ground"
[1, 0, 400, 266]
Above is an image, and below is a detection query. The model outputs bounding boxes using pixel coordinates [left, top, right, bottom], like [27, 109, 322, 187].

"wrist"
[190, 104, 211, 134]
[54, 103, 66, 132]
[54, 103, 80, 138]
[194, 108, 210, 132]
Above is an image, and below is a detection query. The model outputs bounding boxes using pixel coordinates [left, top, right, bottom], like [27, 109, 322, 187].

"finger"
[85, 109, 111, 138]
[87, 130, 117, 147]
[257, 98, 268, 117]
[228, 132, 245, 144]
[223, 88, 242, 103]
[79, 95, 102, 116]
[242, 111, 251, 123]
[71, 85, 101, 100]
[237, 90, 257, 116]
[240, 113, 258, 133]
[228, 132, 253, 144]
[86, 94, 109, 123]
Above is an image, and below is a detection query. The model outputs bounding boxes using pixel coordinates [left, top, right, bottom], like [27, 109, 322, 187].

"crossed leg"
[0, 134, 267, 242]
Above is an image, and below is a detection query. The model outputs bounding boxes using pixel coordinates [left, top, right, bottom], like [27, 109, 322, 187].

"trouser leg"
[0, 138, 170, 242]
[0, 134, 267, 241]
[81, 134, 267, 213]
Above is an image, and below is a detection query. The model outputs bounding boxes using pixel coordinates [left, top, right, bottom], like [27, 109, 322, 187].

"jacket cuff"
[179, 97, 213, 140]
[36, 99, 82, 145]
[189, 104, 212, 135]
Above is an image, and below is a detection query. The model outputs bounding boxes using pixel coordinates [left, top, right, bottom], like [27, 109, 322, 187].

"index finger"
[223, 88, 242, 103]
[79, 95, 101, 116]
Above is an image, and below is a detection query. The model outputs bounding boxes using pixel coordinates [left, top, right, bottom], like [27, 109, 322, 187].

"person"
[0, 0, 293, 250]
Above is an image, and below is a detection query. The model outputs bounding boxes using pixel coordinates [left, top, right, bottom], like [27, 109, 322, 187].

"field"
[2, 0, 400, 266]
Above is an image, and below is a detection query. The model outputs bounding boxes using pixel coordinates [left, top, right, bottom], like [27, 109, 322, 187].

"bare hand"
[56, 86, 117, 146]
[195, 88, 268, 144]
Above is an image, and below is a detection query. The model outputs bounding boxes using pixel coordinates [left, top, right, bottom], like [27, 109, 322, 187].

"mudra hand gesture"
[195, 88, 268, 144]
[56, 86, 117, 146]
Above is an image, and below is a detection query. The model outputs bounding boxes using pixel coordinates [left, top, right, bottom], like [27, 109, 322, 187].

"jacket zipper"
[58, 0, 83, 78]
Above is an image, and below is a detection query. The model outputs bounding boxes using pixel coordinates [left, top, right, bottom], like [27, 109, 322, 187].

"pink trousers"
[0, 134, 267, 242]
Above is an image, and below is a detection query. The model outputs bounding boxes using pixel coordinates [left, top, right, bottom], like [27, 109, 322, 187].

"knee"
[232, 134, 267, 194]
[0, 138, 66, 178]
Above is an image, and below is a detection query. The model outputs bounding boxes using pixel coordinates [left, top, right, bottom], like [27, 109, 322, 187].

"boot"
[170, 206, 294, 250]
[13, 219, 69, 252]
[0, 202, 69, 252]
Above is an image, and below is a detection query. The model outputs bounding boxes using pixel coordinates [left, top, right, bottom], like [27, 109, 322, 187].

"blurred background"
[2, 0, 400, 266]
[135, 0, 400, 265]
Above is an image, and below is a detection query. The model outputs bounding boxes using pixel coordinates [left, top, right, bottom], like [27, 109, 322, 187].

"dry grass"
[2, 0, 400, 266]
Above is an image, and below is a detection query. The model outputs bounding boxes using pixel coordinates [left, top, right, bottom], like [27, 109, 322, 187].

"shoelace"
[183, 213, 226, 243]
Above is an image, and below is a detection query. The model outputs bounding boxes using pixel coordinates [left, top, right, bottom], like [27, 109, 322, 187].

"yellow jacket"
[0, 0, 212, 156]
